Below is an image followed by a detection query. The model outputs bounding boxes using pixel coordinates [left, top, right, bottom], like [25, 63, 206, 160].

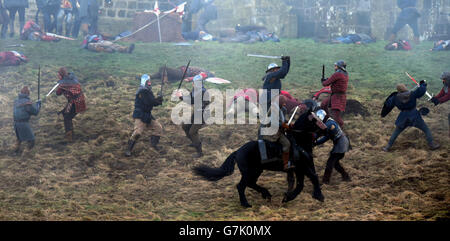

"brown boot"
[282, 152, 294, 171]
[65, 131, 73, 142]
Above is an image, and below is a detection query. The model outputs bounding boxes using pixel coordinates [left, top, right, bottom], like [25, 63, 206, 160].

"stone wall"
[23, 0, 450, 40]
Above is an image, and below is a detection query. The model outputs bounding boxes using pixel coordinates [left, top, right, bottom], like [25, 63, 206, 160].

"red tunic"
[56, 84, 87, 114]
[322, 71, 348, 112]
[435, 87, 450, 104]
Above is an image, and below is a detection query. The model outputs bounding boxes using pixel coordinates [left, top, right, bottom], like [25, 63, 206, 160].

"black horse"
[193, 105, 325, 208]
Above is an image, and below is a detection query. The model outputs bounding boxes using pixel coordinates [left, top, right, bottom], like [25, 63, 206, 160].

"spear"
[177, 60, 191, 91]
[38, 65, 41, 101]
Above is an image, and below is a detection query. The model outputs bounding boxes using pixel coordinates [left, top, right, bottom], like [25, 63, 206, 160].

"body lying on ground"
[0, 51, 27, 66]
[219, 25, 280, 44]
[331, 33, 376, 44]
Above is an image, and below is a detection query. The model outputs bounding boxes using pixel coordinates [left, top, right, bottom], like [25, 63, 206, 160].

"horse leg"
[283, 169, 305, 203]
[304, 160, 325, 202]
[287, 170, 296, 192]
[236, 174, 252, 208]
[247, 170, 272, 201]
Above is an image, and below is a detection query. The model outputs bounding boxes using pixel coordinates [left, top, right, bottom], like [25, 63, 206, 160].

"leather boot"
[194, 143, 203, 158]
[150, 136, 164, 153]
[125, 139, 136, 157]
[65, 130, 73, 142]
[429, 142, 440, 151]
[13, 140, 21, 154]
[322, 169, 332, 185]
[282, 152, 294, 171]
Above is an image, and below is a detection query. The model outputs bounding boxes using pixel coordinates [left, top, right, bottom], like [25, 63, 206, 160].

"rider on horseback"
[260, 95, 294, 171]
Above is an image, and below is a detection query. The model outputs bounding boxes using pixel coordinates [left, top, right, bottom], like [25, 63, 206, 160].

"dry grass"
[0, 39, 448, 221]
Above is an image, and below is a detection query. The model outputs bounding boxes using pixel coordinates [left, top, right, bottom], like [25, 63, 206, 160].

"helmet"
[316, 109, 327, 122]
[335, 60, 347, 71]
[140, 74, 151, 87]
[303, 99, 319, 112]
[266, 63, 280, 73]
[441, 72, 450, 81]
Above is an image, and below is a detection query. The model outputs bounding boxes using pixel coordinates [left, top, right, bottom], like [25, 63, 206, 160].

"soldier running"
[321, 60, 349, 127]
[383, 81, 440, 151]
[55, 67, 87, 142]
[431, 72, 450, 137]
[13, 86, 41, 154]
[125, 74, 164, 157]
[314, 109, 351, 184]
[176, 73, 210, 158]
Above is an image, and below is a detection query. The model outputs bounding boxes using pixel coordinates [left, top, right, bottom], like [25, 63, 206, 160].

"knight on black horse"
[193, 97, 327, 208]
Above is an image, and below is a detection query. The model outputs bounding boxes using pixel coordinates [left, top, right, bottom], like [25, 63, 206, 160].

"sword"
[38, 65, 41, 101]
[45, 33, 76, 41]
[288, 106, 299, 126]
[5, 44, 25, 48]
[405, 72, 433, 100]
[177, 60, 191, 91]
[46, 83, 60, 97]
[247, 54, 282, 59]
[160, 63, 167, 98]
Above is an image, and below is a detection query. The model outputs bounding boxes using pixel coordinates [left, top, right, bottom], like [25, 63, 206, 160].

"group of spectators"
[0, 0, 100, 39]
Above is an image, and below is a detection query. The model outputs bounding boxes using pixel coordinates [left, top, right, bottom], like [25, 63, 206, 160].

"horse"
[193, 103, 325, 208]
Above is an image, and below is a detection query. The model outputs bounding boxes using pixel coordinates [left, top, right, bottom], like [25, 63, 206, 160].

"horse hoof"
[241, 203, 252, 208]
[312, 192, 325, 202]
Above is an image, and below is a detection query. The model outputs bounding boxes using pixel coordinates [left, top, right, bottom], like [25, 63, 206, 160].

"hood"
[18, 93, 30, 99]
[397, 91, 411, 104]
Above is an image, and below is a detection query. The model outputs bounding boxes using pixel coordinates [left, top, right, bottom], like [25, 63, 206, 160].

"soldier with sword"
[247, 54, 291, 109]
[124, 70, 165, 157]
[12, 66, 42, 154]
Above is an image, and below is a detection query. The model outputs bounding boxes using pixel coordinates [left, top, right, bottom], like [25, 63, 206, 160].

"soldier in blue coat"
[383, 82, 440, 152]
[314, 109, 351, 184]
[261, 56, 290, 109]
[389, 0, 421, 43]
[13, 86, 41, 153]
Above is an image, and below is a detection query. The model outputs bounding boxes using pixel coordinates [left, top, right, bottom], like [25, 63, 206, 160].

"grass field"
[0, 38, 449, 220]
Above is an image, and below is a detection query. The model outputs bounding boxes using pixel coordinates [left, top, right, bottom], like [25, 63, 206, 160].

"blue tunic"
[132, 87, 162, 124]
[385, 83, 427, 129]
[261, 59, 290, 107]
[316, 118, 350, 153]
[13, 94, 40, 142]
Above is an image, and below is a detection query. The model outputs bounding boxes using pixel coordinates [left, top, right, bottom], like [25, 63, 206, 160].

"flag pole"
[157, 13, 162, 43]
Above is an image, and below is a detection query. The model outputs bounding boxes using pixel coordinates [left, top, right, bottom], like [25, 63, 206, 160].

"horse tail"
[193, 151, 237, 181]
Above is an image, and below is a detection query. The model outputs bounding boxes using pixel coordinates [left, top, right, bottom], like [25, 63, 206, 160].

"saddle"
[258, 138, 305, 165]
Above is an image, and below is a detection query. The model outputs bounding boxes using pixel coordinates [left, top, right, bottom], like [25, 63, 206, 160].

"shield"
[381, 92, 398, 118]
[419, 107, 430, 116]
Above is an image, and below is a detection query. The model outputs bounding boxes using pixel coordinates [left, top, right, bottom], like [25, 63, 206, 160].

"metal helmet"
[266, 63, 280, 73]
[441, 72, 450, 81]
[140, 74, 151, 87]
[316, 109, 327, 122]
[303, 99, 319, 112]
[335, 60, 347, 71]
